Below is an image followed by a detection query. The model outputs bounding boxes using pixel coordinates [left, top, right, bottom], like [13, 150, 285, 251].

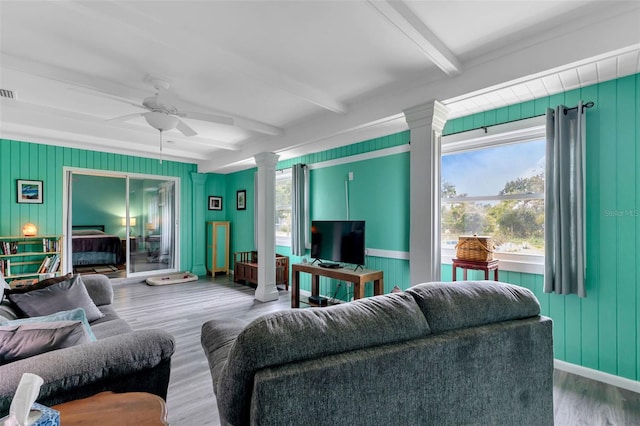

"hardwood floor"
[112, 276, 640, 426]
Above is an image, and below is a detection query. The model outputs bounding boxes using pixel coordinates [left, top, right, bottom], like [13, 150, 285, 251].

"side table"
[52, 391, 168, 425]
[452, 258, 499, 281]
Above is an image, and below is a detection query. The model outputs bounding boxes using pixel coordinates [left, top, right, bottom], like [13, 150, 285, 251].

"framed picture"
[16, 179, 43, 204]
[236, 190, 246, 210]
[208, 196, 222, 211]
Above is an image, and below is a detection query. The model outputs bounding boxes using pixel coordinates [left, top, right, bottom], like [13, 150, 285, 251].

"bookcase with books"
[0, 235, 64, 285]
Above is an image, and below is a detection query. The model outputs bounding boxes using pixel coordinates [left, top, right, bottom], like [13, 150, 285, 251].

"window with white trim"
[441, 117, 546, 272]
[275, 168, 292, 246]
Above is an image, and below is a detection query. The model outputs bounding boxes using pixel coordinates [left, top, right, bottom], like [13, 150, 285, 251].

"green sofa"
[201, 280, 554, 426]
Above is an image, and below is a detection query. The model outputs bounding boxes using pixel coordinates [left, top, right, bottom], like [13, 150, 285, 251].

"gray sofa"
[201, 280, 554, 426]
[0, 274, 175, 415]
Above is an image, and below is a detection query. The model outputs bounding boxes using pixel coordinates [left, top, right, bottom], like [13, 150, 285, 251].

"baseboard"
[554, 359, 640, 394]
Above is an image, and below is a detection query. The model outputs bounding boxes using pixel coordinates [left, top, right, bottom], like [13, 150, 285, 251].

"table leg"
[312, 274, 320, 297]
[354, 280, 366, 300]
[494, 268, 499, 281]
[452, 264, 457, 281]
[292, 270, 300, 308]
[463, 269, 468, 280]
[373, 278, 384, 295]
[484, 269, 489, 280]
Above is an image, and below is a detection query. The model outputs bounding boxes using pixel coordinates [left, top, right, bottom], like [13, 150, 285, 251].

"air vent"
[0, 89, 17, 100]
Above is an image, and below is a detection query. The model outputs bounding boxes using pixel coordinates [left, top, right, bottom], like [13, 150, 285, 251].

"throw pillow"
[0, 320, 88, 365]
[4, 272, 73, 295]
[7, 275, 104, 322]
[0, 307, 97, 342]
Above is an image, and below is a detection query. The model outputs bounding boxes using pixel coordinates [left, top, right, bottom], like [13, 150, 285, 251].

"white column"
[253, 152, 280, 302]
[404, 101, 448, 286]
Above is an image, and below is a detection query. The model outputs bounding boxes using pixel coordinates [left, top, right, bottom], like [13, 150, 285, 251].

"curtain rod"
[444, 101, 595, 136]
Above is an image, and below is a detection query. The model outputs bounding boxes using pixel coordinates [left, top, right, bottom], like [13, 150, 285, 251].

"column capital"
[254, 152, 280, 169]
[404, 100, 449, 133]
[190, 172, 207, 185]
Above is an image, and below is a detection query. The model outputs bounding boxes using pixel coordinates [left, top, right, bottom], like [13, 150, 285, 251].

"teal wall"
[72, 174, 126, 237]
[443, 73, 640, 382]
[0, 139, 199, 271]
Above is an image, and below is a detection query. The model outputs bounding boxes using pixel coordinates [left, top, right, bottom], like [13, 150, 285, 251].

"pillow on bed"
[72, 229, 105, 236]
[7, 274, 104, 322]
[0, 320, 89, 365]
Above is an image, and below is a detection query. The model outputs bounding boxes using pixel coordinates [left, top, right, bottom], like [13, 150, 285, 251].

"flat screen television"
[310, 220, 365, 267]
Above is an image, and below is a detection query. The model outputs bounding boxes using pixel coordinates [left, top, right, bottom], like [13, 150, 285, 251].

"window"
[441, 117, 546, 272]
[275, 169, 292, 246]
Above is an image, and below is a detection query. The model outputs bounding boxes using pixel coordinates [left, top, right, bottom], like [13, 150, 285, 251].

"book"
[37, 256, 50, 274]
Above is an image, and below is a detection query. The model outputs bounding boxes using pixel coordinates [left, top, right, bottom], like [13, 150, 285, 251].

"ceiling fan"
[107, 77, 234, 137]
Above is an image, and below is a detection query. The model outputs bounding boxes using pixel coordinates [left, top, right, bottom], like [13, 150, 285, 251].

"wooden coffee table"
[52, 391, 168, 425]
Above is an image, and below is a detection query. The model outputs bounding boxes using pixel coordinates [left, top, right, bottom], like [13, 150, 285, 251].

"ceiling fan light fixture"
[144, 111, 179, 131]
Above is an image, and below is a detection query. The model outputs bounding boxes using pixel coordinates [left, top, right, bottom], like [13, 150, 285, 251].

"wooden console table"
[52, 391, 168, 425]
[291, 262, 384, 308]
[452, 258, 499, 281]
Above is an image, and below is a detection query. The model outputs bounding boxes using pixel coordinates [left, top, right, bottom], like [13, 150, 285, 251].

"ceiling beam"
[367, 0, 462, 76]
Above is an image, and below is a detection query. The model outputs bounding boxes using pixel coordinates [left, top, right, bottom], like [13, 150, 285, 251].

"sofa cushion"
[0, 308, 97, 342]
[405, 281, 541, 334]
[7, 275, 104, 322]
[0, 320, 89, 365]
[214, 292, 430, 426]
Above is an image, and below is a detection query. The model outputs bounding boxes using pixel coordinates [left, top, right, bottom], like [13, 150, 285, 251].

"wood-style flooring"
[111, 276, 640, 426]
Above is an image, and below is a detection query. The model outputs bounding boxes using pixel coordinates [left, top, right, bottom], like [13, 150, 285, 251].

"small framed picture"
[17, 179, 43, 204]
[236, 190, 246, 210]
[208, 196, 222, 211]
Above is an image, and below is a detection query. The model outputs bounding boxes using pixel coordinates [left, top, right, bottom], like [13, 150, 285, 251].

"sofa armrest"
[80, 274, 114, 306]
[201, 318, 248, 391]
[0, 329, 174, 414]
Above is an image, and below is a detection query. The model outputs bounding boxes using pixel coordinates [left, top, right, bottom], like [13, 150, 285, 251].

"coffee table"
[52, 391, 168, 425]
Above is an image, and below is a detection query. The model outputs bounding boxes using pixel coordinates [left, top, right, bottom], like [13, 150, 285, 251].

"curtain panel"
[544, 101, 587, 297]
[291, 164, 307, 256]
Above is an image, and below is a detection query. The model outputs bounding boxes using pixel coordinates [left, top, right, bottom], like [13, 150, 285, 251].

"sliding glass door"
[128, 178, 177, 274]
[65, 169, 179, 279]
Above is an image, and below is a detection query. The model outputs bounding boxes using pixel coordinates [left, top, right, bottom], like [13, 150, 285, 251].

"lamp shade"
[121, 217, 137, 227]
[22, 223, 37, 236]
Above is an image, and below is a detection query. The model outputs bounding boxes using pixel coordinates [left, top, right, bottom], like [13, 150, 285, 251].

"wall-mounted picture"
[17, 179, 43, 204]
[236, 190, 246, 210]
[209, 196, 222, 211]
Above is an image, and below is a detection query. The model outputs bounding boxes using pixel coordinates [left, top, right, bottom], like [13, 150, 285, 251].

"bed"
[71, 225, 125, 266]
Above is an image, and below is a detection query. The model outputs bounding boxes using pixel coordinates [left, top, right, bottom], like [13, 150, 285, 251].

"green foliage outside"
[442, 173, 545, 254]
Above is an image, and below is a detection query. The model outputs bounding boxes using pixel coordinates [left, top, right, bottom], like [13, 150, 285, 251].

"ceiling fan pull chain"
[159, 130, 163, 165]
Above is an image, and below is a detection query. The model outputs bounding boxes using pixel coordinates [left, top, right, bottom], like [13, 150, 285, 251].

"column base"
[255, 283, 279, 302]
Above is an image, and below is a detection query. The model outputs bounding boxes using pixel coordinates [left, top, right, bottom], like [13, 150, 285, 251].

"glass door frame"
[62, 167, 180, 279]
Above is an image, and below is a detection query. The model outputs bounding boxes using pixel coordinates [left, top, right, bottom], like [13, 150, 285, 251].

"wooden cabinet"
[0, 235, 64, 282]
[206, 221, 230, 275]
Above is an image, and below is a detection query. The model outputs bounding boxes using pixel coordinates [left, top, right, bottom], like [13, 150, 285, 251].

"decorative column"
[404, 101, 449, 285]
[254, 152, 280, 302]
[190, 172, 207, 276]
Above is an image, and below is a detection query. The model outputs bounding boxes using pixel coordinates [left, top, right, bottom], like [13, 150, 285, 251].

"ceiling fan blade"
[107, 112, 146, 122]
[69, 85, 148, 110]
[176, 119, 198, 137]
[181, 110, 234, 126]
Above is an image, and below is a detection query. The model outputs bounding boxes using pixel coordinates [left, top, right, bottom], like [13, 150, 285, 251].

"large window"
[275, 168, 292, 246]
[441, 118, 546, 270]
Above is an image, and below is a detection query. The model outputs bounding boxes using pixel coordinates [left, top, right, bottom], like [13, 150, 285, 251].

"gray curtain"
[544, 102, 586, 297]
[291, 164, 307, 256]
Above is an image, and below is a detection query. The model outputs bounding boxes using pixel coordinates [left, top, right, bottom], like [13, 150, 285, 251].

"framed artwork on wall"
[16, 179, 43, 204]
[209, 196, 222, 211]
[236, 190, 246, 210]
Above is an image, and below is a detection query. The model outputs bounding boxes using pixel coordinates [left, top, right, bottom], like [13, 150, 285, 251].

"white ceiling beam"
[367, 0, 462, 76]
[59, 1, 347, 115]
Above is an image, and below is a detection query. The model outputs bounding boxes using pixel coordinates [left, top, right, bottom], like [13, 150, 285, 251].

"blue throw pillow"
[0, 307, 97, 342]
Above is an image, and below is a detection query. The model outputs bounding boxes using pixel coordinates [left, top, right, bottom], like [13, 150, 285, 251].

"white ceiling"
[1, 1, 639, 173]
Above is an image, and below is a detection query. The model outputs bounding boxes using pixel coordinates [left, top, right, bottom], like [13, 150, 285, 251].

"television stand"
[291, 263, 384, 308]
[318, 262, 340, 269]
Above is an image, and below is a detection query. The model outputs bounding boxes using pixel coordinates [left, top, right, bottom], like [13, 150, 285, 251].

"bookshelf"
[0, 235, 63, 282]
